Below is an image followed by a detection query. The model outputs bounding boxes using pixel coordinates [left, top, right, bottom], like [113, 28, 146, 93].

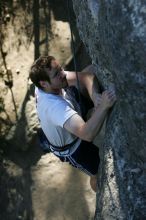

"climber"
[29, 55, 116, 192]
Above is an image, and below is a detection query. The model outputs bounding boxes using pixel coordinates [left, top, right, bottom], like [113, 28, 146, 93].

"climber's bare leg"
[90, 175, 97, 192]
[81, 65, 102, 109]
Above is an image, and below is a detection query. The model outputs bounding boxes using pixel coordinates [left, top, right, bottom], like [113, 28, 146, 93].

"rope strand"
[67, 0, 84, 116]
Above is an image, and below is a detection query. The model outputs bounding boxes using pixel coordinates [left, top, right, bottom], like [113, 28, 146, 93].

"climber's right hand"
[100, 90, 117, 110]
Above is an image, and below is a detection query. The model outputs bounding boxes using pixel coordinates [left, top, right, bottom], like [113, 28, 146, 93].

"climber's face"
[48, 59, 68, 90]
[39, 58, 68, 94]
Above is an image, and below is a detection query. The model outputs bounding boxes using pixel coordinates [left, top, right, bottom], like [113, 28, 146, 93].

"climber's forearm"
[64, 90, 116, 142]
[80, 105, 108, 141]
[64, 105, 108, 142]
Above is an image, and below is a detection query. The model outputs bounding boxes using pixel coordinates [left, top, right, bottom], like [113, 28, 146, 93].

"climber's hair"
[29, 55, 55, 89]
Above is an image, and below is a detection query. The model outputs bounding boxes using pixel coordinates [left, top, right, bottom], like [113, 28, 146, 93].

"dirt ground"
[1, 139, 96, 220]
[0, 1, 97, 220]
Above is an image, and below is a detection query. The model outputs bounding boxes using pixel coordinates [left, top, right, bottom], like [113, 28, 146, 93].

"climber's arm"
[64, 90, 116, 141]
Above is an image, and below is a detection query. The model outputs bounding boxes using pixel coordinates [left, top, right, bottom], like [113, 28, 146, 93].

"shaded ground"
[1, 138, 96, 220]
[0, 1, 96, 220]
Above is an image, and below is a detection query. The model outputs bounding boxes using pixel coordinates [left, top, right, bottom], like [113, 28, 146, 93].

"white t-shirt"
[35, 87, 81, 156]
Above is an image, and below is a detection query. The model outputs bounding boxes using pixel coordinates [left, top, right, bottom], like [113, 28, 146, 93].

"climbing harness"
[38, 128, 78, 153]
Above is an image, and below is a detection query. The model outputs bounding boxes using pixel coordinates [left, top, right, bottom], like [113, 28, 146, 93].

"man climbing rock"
[29, 55, 116, 192]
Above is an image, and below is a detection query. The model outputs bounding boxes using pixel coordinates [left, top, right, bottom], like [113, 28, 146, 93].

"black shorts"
[58, 140, 100, 176]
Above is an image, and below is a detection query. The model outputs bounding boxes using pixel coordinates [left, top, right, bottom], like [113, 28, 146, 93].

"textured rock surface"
[6, 86, 40, 150]
[72, 0, 146, 219]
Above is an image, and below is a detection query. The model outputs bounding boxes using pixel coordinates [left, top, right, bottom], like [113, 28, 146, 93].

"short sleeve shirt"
[35, 87, 81, 156]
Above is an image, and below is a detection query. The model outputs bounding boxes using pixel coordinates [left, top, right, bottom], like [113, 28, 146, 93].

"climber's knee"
[90, 175, 97, 192]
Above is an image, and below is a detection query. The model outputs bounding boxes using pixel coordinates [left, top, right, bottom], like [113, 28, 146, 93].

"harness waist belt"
[50, 138, 79, 152]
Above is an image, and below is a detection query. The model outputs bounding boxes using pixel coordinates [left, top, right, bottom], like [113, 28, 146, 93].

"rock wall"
[72, 1, 146, 219]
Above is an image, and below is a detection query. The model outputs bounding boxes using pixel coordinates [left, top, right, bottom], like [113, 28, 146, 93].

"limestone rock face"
[72, 1, 146, 219]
